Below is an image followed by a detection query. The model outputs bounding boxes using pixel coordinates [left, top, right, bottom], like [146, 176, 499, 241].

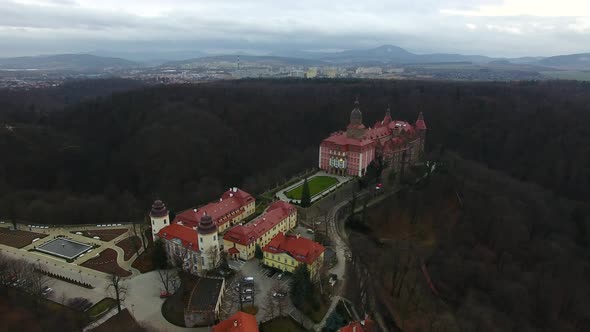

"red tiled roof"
[263, 233, 325, 265]
[223, 201, 296, 246]
[213, 311, 258, 332]
[228, 247, 239, 254]
[364, 126, 390, 140]
[322, 133, 375, 147]
[173, 188, 253, 228]
[158, 223, 199, 251]
[338, 318, 375, 332]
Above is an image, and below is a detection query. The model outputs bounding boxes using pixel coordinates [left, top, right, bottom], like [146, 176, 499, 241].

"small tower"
[346, 98, 366, 139]
[415, 112, 427, 160]
[150, 200, 169, 242]
[382, 104, 392, 125]
[197, 213, 220, 272]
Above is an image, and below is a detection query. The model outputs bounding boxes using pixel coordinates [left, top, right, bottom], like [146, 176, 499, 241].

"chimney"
[220, 198, 223, 202]
[233, 320, 238, 327]
[296, 234, 301, 239]
[193, 208, 197, 213]
[361, 320, 365, 326]
[233, 187, 237, 192]
[353, 327, 357, 332]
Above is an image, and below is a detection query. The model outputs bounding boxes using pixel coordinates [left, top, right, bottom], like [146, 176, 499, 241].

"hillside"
[348, 154, 590, 331]
[538, 53, 590, 70]
[0, 54, 139, 72]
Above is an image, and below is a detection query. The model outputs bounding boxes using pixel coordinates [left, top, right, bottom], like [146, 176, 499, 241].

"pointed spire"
[415, 112, 427, 130]
[386, 104, 391, 117]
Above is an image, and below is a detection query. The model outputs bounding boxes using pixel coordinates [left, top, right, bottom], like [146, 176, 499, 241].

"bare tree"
[106, 273, 128, 313]
[205, 246, 220, 271]
[156, 268, 179, 295]
[263, 290, 277, 321]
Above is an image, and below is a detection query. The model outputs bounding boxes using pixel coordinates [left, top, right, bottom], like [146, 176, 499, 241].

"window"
[213, 235, 216, 241]
[200, 237, 203, 243]
[164, 219, 167, 224]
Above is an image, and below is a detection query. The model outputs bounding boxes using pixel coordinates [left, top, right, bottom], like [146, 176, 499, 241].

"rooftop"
[187, 277, 225, 313]
[338, 318, 375, 332]
[213, 311, 258, 332]
[174, 188, 254, 228]
[158, 223, 199, 251]
[223, 201, 296, 246]
[263, 233, 325, 265]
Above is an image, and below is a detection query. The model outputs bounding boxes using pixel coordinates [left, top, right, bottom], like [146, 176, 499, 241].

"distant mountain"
[163, 55, 324, 67]
[0, 54, 139, 72]
[90, 50, 208, 65]
[289, 45, 495, 65]
[537, 53, 590, 70]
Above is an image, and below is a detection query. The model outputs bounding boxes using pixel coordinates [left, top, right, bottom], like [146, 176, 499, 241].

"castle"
[149, 188, 256, 275]
[319, 100, 426, 176]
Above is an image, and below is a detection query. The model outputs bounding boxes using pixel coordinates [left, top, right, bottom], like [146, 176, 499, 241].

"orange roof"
[174, 188, 254, 228]
[263, 233, 325, 265]
[223, 201, 296, 246]
[338, 318, 375, 332]
[213, 311, 258, 332]
[158, 223, 199, 251]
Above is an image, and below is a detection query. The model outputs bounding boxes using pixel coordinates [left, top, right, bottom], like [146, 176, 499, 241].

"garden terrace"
[115, 236, 141, 261]
[284, 176, 339, 200]
[0, 228, 48, 248]
[80, 248, 131, 277]
[72, 228, 128, 242]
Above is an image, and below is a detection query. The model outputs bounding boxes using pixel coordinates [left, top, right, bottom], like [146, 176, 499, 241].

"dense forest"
[0, 78, 589, 330]
[351, 154, 589, 332]
[0, 79, 589, 225]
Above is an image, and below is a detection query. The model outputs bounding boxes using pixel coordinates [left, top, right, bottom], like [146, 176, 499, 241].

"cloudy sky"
[0, 0, 589, 58]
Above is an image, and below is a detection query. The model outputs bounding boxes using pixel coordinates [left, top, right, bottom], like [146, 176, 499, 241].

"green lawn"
[87, 298, 117, 319]
[260, 316, 308, 332]
[285, 176, 339, 200]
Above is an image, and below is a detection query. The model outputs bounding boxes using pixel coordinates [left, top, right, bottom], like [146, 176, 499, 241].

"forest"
[1, 78, 589, 225]
[0, 78, 589, 330]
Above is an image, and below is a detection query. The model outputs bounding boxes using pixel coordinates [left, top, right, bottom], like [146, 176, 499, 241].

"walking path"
[83, 305, 125, 332]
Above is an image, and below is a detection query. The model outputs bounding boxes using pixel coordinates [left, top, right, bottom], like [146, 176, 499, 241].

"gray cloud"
[0, 0, 588, 57]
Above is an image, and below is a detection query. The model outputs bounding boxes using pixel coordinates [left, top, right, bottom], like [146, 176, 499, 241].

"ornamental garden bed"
[80, 248, 131, 277]
[284, 176, 339, 200]
[115, 236, 142, 261]
[0, 228, 48, 248]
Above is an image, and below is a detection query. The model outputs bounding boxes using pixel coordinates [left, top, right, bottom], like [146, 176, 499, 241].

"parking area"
[225, 259, 293, 322]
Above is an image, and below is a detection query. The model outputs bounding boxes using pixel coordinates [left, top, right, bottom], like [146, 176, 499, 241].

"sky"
[0, 0, 589, 58]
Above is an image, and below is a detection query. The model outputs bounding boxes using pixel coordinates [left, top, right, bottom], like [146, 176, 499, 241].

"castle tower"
[415, 112, 427, 159]
[383, 105, 392, 125]
[197, 213, 220, 272]
[346, 99, 366, 139]
[150, 200, 169, 241]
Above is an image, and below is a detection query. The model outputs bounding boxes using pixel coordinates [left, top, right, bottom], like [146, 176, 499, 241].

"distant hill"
[537, 53, 590, 69]
[163, 54, 324, 67]
[297, 45, 495, 65]
[0, 54, 139, 72]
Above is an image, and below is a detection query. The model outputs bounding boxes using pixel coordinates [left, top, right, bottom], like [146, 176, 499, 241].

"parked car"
[306, 228, 315, 234]
[241, 295, 253, 302]
[272, 292, 286, 298]
[243, 277, 254, 285]
[242, 288, 253, 294]
[160, 291, 171, 298]
[41, 287, 53, 296]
